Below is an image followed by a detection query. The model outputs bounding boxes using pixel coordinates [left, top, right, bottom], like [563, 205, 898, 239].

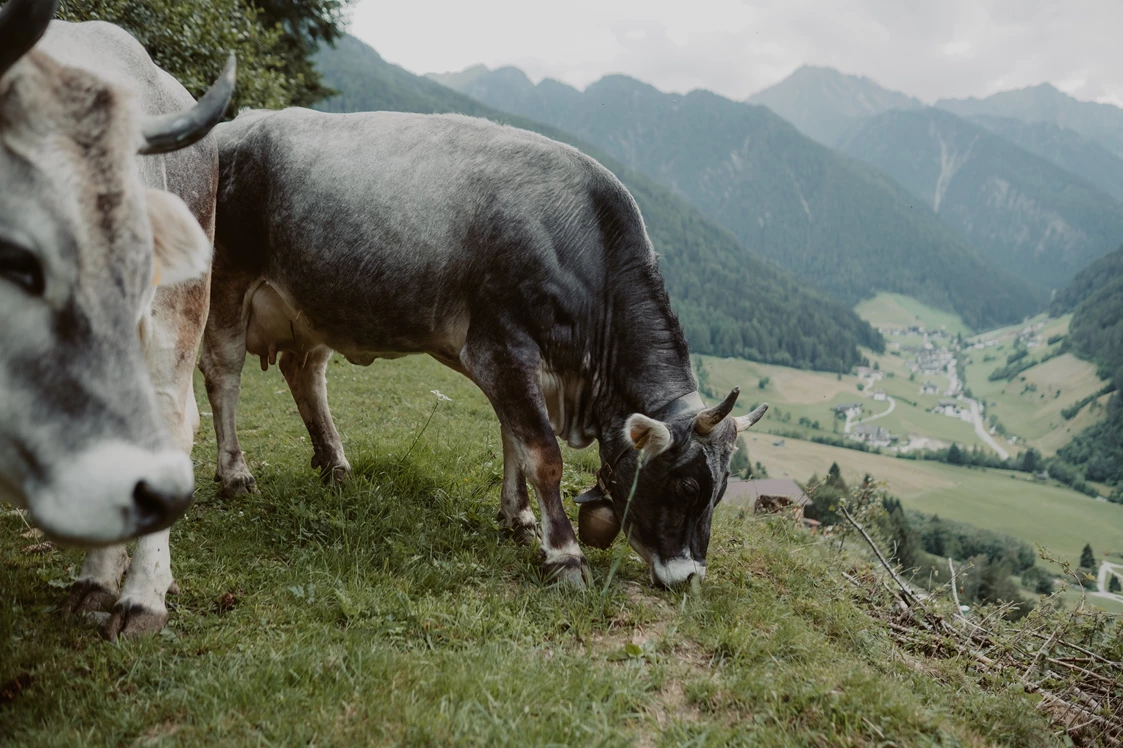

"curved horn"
[0, 0, 58, 82]
[139, 54, 236, 155]
[734, 403, 769, 433]
[694, 387, 740, 435]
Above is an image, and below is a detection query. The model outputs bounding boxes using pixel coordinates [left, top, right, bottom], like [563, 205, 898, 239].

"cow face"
[599, 389, 767, 587]
[0, 29, 223, 544]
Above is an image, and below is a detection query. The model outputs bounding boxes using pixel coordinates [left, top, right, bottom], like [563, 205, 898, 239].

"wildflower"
[430, 390, 452, 402]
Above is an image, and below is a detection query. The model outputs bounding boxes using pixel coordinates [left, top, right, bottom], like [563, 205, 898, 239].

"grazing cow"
[0, 0, 234, 637]
[204, 107, 767, 587]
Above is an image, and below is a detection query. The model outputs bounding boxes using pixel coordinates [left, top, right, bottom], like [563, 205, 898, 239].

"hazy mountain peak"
[747, 65, 923, 146]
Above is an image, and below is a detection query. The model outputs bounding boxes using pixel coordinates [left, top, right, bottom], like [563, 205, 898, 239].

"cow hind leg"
[461, 335, 589, 587]
[279, 347, 350, 484]
[200, 270, 257, 497]
[497, 426, 537, 545]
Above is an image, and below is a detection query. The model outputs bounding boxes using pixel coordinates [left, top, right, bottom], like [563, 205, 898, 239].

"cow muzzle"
[27, 441, 195, 545]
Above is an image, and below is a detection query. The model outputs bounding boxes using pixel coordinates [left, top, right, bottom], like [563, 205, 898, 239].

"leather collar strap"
[572, 392, 699, 505]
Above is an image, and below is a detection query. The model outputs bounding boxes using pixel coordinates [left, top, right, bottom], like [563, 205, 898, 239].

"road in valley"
[1093, 561, 1123, 604]
[965, 397, 1009, 460]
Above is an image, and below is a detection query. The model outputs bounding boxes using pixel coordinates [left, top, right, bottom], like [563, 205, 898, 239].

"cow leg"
[64, 545, 129, 615]
[497, 426, 537, 545]
[200, 269, 256, 497]
[101, 279, 208, 638]
[104, 529, 174, 640]
[279, 347, 350, 484]
[461, 337, 589, 587]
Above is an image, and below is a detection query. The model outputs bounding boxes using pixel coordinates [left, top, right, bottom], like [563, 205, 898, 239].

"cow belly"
[540, 369, 596, 449]
[243, 278, 467, 369]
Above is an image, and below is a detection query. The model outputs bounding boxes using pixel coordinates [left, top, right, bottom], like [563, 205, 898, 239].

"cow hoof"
[64, 580, 118, 616]
[217, 471, 257, 498]
[314, 457, 351, 486]
[496, 511, 538, 545]
[102, 602, 168, 641]
[544, 555, 592, 588]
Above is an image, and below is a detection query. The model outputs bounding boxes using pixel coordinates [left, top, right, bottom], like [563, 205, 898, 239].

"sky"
[347, 0, 1123, 106]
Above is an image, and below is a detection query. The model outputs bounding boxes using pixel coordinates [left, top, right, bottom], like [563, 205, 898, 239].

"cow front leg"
[279, 347, 350, 485]
[103, 529, 174, 640]
[199, 270, 256, 497]
[64, 544, 129, 616]
[462, 338, 589, 587]
[497, 426, 537, 545]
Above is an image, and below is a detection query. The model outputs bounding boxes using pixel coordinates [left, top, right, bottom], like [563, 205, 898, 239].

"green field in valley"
[746, 433, 1123, 579]
[854, 292, 974, 336]
[0, 355, 1071, 745]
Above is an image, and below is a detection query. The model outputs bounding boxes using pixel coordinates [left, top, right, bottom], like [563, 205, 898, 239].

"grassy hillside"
[839, 108, 1123, 290]
[440, 66, 1046, 331]
[0, 357, 1070, 744]
[745, 432, 1123, 580]
[312, 36, 881, 372]
[747, 65, 923, 147]
[854, 292, 973, 336]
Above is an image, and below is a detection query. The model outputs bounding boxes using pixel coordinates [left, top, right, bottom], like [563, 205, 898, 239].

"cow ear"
[624, 414, 673, 460]
[146, 188, 212, 286]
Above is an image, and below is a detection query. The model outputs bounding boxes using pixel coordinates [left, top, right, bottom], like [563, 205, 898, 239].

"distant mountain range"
[937, 84, 1123, 161]
[837, 108, 1123, 287]
[435, 65, 1045, 329]
[313, 35, 882, 372]
[746, 65, 923, 147]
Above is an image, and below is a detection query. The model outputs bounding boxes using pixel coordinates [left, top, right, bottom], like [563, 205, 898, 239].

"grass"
[0, 356, 1064, 745]
[747, 434, 1123, 578]
[854, 292, 973, 336]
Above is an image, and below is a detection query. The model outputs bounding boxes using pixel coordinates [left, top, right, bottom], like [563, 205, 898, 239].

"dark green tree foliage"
[912, 513, 1036, 572]
[1080, 543, 1097, 571]
[1111, 574, 1122, 594]
[58, 0, 295, 111]
[313, 37, 883, 372]
[1051, 244, 1123, 484]
[878, 498, 921, 570]
[439, 68, 1046, 330]
[1021, 566, 1055, 595]
[248, 0, 351, 106]
[730, 438, 751, 479]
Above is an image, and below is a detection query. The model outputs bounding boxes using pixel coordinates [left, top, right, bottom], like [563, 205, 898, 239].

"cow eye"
[0, 240, 44, 296]
[677, 477, 700, 499]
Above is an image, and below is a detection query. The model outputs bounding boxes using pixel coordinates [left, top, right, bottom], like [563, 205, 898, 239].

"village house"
[833, 403, 862, 418]
[872, 389, 888, 402]
[851, 423, 892, 447]
[920, 382, 939, 395]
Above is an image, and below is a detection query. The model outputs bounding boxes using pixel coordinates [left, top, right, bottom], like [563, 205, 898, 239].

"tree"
[1110, 574, 1122, 594]
[58, 0, 353, 111]
[826, 462, 847, 492]
[249, 0, 353, 106]
[730, 438, 751, 479]
[947, 443, 964, 465]
[1020, 448, 1040, 474]
[1079, 543, 1096, 570]
[758, 376, 771, 390]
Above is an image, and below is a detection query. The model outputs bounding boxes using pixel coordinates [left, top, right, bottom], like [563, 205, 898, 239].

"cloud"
[347, 0, 1123, 105]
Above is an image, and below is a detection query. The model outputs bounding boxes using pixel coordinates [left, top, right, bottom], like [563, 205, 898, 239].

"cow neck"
[588, 255, 697, 437]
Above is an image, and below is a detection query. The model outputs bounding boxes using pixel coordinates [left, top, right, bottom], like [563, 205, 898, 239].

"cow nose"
[132, 479, 193, 533]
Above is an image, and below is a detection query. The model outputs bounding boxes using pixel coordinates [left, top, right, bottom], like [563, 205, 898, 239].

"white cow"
[0, 0, 234, 638]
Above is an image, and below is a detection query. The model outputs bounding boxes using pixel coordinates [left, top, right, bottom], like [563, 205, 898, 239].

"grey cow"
[1, 0, 234, 637]
[204, 107, 766, 587]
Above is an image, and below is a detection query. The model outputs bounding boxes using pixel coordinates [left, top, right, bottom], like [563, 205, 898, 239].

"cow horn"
[139, 54, 236, 155]
[0, 0, 58, 82]
[694, 387, 740, 435]
[734, 403, 769, 433]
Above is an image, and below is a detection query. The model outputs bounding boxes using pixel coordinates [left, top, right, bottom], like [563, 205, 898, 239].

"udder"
[244, 281, 322, 371]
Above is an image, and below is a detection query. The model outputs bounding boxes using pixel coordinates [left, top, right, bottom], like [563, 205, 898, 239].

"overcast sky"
[347, 0, 1123, 106]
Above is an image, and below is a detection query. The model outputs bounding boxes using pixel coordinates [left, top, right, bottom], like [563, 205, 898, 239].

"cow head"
[0, 0, 234, 545]
[596, 388, 767, 587]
